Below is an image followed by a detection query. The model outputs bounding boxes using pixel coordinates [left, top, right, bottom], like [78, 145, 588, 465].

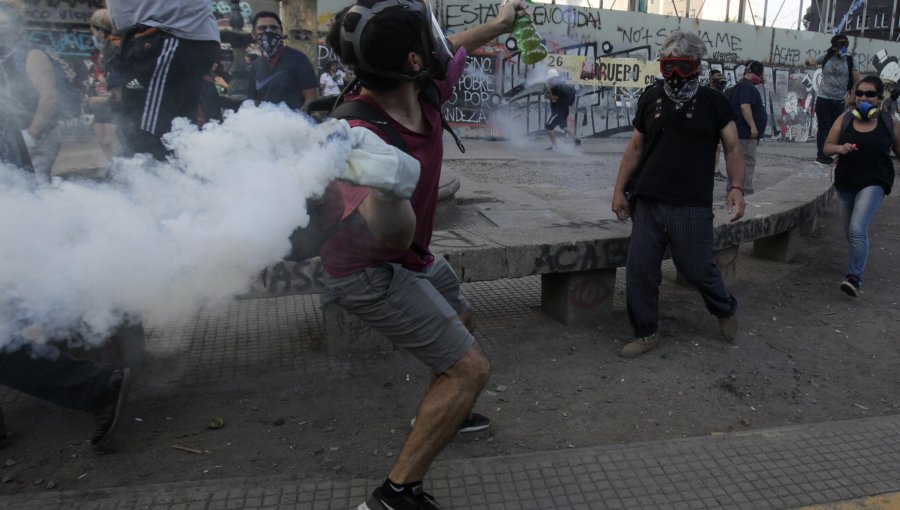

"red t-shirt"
[319, 50, 466, 277]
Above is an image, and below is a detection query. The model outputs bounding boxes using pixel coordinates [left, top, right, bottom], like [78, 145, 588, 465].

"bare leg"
[547, 130, 558, 147]
[389, 344, 491, 483]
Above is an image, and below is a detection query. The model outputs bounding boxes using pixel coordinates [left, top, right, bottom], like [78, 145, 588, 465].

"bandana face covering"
[256, 31, 284, 60]
[664, 74, 700, 105]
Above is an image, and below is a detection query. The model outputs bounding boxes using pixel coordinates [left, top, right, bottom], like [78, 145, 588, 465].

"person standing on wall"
[105, 0, 221, 160]
[248, 11, 318, 110]
[727, 60, 767, 197]
[610, 30, 746, 359]
[806, 34, 860, 166]
[823, 76, 900, 297]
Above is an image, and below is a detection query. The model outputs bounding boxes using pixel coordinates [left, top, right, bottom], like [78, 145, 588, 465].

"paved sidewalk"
[12, 134, 896, 509]
[1, 414, 897, 509]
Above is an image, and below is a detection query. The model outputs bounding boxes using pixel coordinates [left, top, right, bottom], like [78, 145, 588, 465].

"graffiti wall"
[318, 0, 900, 141]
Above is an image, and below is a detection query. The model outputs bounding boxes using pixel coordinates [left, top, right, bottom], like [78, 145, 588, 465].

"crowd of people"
[2, 0, 898, 508]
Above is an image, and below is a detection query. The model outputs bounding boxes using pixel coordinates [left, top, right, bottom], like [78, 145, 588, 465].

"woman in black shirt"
[824, 75, 900, 297]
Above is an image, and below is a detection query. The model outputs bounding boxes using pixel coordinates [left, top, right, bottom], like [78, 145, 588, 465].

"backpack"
[283, 80, 463, 263]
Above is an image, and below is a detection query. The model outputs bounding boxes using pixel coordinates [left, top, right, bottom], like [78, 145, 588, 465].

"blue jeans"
[835, 185, 886, 281]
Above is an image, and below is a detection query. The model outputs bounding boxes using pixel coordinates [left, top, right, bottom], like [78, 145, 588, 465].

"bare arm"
[893, 118, 900, 160]
[610, 129, 646, 220]
[720, 121, 746, 222]
[25, 49, 59, 139]
[447, 0, 525, 53]
[357, 195, 416, 249]
[740, 103, 757, 138]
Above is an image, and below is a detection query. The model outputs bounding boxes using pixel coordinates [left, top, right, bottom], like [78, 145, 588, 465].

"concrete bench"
[244, 171, 832, 351]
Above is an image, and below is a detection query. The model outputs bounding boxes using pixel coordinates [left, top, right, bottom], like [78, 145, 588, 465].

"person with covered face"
[0, 1, 62, 181]
[104, 0, 220, 160]
[248, 11, 318, 110]
[323, 0, 525, 508]
[610, 30, 746, 359]
[823, 76, 900, 297]
[727, 60, 767, 196]
[806, 34, 860, 166]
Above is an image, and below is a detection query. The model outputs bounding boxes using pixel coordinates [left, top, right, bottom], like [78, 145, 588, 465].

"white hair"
[658, 30, 707, 59]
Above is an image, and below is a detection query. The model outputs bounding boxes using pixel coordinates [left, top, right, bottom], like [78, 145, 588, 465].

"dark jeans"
[625, 199, 737, 338]
[815, 97, 844, 159]
[0, 345, 113, 434]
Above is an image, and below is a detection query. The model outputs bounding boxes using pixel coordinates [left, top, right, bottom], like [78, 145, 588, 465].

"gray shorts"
[321, 257, 473, 374]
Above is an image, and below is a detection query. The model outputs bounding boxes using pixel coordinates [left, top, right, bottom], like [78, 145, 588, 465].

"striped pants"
[626, 198, 737, 338]
[117, 35, 219, 160]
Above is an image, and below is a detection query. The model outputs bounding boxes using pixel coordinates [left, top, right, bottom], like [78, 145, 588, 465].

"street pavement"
[4, 132, 897, 509]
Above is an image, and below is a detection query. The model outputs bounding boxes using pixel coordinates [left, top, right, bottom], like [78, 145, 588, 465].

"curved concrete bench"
[245, 168, 832, 348]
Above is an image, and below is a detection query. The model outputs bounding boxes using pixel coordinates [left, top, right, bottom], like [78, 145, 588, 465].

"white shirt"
[320, 72, 343, 96]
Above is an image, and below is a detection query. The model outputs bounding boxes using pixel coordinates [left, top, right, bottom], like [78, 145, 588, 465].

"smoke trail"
[0, 103, 351, 350]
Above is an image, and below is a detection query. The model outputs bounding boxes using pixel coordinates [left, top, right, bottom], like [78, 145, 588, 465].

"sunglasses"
[855, 90, 880, 98]
[659, 58, 699, 78]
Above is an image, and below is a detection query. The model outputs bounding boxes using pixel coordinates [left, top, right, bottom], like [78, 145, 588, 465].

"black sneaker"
[91, 368, 132, 446]
[815, 156, 834, 166]
[840, 275, 861, 297]
[358, 485, 439, 510]
[410, 412, 491, 434]
[574, 138, 583, 146]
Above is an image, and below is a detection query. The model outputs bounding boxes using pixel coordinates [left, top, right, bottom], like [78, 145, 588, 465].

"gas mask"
[340, 0, 454, 82]
[711, 80, 726, 91]
[852, 100, 878, 120]
[660, 57, 700, 103]
[256, 30, 284, 60]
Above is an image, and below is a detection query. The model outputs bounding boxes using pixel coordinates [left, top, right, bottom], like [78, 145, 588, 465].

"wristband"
[729, 186, 744, 195]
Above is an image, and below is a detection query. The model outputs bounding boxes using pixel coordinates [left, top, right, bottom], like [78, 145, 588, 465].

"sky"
[748, 0, 809, 29]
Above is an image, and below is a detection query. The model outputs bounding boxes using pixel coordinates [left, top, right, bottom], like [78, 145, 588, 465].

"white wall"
[317, 0, 900, 141]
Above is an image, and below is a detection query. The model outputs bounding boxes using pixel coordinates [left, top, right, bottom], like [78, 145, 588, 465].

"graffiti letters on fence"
[317, 0, 900, 142]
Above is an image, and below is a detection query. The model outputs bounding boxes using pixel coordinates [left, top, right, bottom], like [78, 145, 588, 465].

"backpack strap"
[839, 109, 895, 141]
[331, 99, 407, 151]
[422, 81, 466, 153]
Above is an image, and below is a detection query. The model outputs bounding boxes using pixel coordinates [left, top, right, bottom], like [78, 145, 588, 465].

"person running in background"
[544, 68, 581, 150]
[823, 76, 900, 297]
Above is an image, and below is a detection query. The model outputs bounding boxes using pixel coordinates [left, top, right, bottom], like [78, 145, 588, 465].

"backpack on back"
[283, 80, 462, 263]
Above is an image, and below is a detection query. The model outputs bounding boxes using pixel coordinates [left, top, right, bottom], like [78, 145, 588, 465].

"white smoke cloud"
[0, 103, 351, 350]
